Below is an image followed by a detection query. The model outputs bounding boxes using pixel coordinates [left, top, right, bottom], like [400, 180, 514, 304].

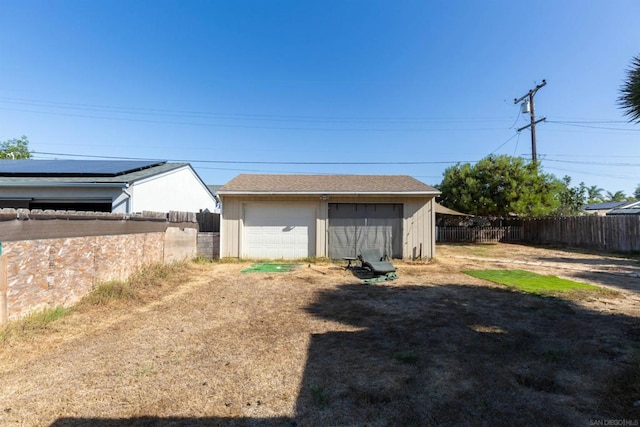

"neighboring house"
[217, 174, 440, 260]
[582, 201, 628, 216]
[607, 200, 640, 216]
[0, 160, 217, 214]
[206, 185, 222, 213]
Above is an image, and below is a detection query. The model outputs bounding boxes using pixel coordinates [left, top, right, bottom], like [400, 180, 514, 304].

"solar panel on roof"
[0, 160, 166, 177]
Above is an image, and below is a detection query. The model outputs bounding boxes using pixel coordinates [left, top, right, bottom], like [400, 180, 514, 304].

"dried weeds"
[0, 244, 639, 426]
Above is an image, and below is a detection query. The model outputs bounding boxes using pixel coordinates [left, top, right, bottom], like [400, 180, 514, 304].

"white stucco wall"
[129, 166, 217, 214]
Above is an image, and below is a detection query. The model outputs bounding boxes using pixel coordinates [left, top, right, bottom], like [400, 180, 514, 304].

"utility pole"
[514, 80, 547, 166]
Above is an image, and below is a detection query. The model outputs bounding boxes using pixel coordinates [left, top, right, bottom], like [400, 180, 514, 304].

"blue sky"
[1, 0, 639, 196]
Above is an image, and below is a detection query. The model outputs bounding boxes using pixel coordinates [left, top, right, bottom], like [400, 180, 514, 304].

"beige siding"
[317, 200, 329, 257]
[220, 196, 241, 257]
[403, 197, 435, 259]
[220, 194, 436, 259]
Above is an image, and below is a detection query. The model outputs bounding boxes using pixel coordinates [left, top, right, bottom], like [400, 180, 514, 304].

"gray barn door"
[328, 203, 403, 259]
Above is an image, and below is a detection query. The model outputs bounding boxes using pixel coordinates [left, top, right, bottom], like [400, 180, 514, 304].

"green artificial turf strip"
[463, 269, 598, 294]
[241, 263, 299, 273]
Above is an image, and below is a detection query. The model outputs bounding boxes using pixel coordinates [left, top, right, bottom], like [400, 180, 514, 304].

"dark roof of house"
[218, 174, 440, 194]
[607, 200, 640, 215]
[207, 185, 221, 194]
[0, 160, 188, 185]
[583, 201, 628, 210]
[0, 160, 167, 177]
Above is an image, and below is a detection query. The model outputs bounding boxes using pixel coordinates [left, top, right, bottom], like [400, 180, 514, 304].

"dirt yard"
[1, 243, 639, 426]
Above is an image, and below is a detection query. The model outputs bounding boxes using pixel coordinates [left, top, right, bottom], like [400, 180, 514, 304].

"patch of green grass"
[20, 306, 71, 330]
[241, 263, 299, 273]
[464, 269, 599, 294]
[0, 306, 71, 344]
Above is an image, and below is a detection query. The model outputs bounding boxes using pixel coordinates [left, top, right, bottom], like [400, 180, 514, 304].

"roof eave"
[218, 190, 441, 196]
[0, 182, 128, 188]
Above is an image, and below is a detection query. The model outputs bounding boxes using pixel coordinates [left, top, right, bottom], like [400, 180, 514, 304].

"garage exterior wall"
[220, 194, 436, 259]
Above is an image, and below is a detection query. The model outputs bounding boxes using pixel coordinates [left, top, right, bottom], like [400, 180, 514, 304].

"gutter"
[217, 190, 441, 196]
[0, 182, 128, 188]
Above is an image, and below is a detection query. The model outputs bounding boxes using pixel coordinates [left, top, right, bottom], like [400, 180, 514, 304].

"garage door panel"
[243, 205, 315, 258]
[328, 203, 403, 259]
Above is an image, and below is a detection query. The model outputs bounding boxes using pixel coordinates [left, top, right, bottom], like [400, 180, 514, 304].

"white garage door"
[243, 204, 316, 259]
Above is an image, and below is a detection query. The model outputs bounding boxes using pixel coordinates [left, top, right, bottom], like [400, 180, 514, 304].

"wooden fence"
[196, 212, 220, 232]
[436, 226, 522, 243]
[521, 215, 640, 252]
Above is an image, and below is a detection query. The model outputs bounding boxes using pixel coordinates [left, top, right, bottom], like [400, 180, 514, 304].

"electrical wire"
[489, 133, 519, 154]
[0, 97, 513, 124]
[0, 107, 513, 132]
[546, 120, 640, 132]
[31, 151, 477, 165]
[513, 132, 521, 156]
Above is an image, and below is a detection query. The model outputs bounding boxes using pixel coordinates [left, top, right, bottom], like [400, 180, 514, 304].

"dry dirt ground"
[1, 243, 640, 426]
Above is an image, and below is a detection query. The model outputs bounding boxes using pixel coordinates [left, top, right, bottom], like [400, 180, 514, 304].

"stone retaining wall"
[0, 209, 199, 322]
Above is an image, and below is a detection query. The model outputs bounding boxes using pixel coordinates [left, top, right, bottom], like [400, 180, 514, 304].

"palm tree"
[586, 185, 604, 203]
[619, 55, 640, 123]
[606, 190, 627, 202]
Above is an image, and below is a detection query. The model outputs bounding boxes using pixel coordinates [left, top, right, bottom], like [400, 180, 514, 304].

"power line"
[546, 121, 640, 131]
[0, 97, 513, 124]
[32, 151, 476, 165]
[34, 150, 640, 168]
[0, 107, 512, 132]
[541, 153, 640, 158]
[489, 133, 519, 154]
[542, 158, 640, 167]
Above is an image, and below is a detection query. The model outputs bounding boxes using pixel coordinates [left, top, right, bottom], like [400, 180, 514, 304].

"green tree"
[437, 155, 563, 217]
[606, 190, 627, 202]
[619, 55, 640, 123]
[634, 184, 640, 200]
[586, 185, 605, 203]
[554, 176, 586, 216]
[0, 136, 32, 159]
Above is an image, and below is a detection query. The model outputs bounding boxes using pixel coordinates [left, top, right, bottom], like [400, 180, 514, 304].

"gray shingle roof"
[218, 174, 439, 194]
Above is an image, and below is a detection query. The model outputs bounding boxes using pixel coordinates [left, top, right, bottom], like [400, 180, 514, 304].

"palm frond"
[618, 55, 640, 123]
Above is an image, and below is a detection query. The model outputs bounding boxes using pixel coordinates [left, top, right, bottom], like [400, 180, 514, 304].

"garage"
[219, 174, 440, 260]
[242, 204, 316, 259]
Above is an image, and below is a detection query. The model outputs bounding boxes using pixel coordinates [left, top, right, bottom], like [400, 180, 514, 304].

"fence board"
[521, 216, 640, 252]
[436, 226, 521, 243]
[196, 212, 220, 232]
